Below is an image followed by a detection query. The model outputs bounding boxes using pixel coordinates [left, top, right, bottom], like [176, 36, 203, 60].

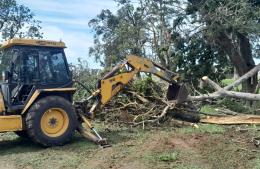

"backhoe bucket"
[166, 83, 188, 104]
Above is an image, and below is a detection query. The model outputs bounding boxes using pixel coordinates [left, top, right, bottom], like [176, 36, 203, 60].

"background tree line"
[89, 0, 260, 92]
[0, 0, 259, 94]
[0, 0, 42, 72]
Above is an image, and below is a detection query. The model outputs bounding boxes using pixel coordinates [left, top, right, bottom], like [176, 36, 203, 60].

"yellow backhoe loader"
[0, 38, 188, 147]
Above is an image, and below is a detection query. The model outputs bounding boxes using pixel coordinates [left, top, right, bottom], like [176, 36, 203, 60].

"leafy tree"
[186, 0, 260, 92]
[175, 35, 232, 86]
[140, 0, 185, 69]
[0, 0, 42, 74]
[89, 0, 147, 67]
[90, 0, 260, 89]
[70, 58, 100, 101]
[0, 0, 42, 40]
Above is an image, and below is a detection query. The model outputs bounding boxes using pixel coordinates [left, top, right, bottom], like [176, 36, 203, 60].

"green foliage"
[89, 0, 259, 92]
[178, 124, 225, 134]
[89, 1, 146, 67]
[0, 0, 42, 40]
[131, 75, 163, 96]
[175, 35, 232, 86]
[200, 105, 218, 114]
[188, 0, 260, 38]
[200, 98, 251, 114]
[218, 98, 249, 113]
[158, 152, 178, 162]
[70, 58, 100, 101]
[201, 98, 252, 115]
[89, 0, 234, 87]
[187, 0, 259, 92]
[221, 78, 234, 86]
[220, 78, 242, 91]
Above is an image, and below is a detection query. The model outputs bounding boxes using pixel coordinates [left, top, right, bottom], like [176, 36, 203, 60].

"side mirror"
[2, 70, 10, 82]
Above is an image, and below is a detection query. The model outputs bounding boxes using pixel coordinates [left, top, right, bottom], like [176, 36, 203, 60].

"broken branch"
[189, 76, 260, 101]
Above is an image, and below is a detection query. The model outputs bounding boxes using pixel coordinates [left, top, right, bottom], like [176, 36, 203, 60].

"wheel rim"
[40, 108, 69, 137]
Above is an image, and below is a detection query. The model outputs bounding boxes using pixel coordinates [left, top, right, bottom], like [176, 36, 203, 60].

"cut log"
[201, 115, 260, 124]
[214, 108, 238, 116]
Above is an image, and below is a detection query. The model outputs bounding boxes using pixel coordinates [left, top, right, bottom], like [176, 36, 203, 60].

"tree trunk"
[233, 67, 239, 79]
[237, 32, 257, 93]
[216, 32, 257, 93]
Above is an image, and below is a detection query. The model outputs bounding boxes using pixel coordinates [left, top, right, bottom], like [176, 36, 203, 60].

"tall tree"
[140, 0, 185, 69]
[89, 0, 147, 67]
[89, 0, 237, 86]
[187, 0, 260, 92]
[0, 0, 42, 40]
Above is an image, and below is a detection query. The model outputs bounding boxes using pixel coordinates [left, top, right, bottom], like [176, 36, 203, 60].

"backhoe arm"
[98, 55, 181, 105]
[76, 55, 188, 147]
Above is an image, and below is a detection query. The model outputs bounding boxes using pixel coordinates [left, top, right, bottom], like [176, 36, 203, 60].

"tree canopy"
[0, 0, 42, 40]
[89, 0, 259, 91]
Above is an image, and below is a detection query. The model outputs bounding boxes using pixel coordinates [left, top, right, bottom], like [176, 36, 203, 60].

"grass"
[221, 78, 242, 91]
[0, 122, 258, 169]
[251, 158, 260, 169]
[200, 105, 218, 114]
[158, 152, 178, 162]
[177, 124, 226, 135]
[200, 98, 252, 114]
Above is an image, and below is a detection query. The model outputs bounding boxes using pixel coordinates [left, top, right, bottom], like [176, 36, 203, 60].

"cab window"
[20, 50, 39, 83]
[39, 49, 69, 84]
[9, 48, 39, 83]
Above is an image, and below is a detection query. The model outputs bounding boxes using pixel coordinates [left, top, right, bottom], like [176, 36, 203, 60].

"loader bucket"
[166, 83, 188, 104]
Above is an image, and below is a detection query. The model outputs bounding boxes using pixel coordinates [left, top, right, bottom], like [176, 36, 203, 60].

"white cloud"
[18, 0, 117, 17]
[41, 25, 101, 68]
[14, 0, 118, 68]
[38, 17, 90, 27]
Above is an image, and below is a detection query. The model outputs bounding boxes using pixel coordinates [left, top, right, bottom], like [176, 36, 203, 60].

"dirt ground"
[0, 123, 259, 169]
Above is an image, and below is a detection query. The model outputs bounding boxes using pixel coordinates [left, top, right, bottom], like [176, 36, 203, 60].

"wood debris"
[201, 115, 260, 124]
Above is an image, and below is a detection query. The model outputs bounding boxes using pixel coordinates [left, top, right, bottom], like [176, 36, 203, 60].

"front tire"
[14, 131, 28, 138]
[25, 96, 77, 147]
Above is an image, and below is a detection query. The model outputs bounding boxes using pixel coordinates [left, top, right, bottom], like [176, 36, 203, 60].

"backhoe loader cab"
[1, 39, 72, 109]
[0, 39, 77, 147]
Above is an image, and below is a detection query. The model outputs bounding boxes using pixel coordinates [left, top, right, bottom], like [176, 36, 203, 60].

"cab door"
[8, 48, 39, 106]
[1, 49, 21, 106]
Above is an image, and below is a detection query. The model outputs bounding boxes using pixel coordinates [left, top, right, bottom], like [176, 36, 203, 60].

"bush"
[218, 98, 249, 113]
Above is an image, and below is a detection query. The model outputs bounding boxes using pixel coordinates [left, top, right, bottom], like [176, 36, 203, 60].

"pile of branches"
[97, 77, 199, 126]
[97, 63, 260, 126]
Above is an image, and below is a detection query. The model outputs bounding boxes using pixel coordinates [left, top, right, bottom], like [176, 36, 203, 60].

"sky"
[17, 0, 119, 69]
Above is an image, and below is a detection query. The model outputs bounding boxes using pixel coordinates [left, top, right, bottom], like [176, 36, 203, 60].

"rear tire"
[25, 96, 77, 147]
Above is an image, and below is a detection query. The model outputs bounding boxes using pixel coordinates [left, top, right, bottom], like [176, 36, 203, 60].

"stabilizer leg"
[77, 114, 111, 148]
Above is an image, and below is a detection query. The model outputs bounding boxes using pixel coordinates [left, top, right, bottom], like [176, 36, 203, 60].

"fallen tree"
[189, 76, 260, 101]
[189, 63, 260, 101]
[100, 64, 260, 126]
